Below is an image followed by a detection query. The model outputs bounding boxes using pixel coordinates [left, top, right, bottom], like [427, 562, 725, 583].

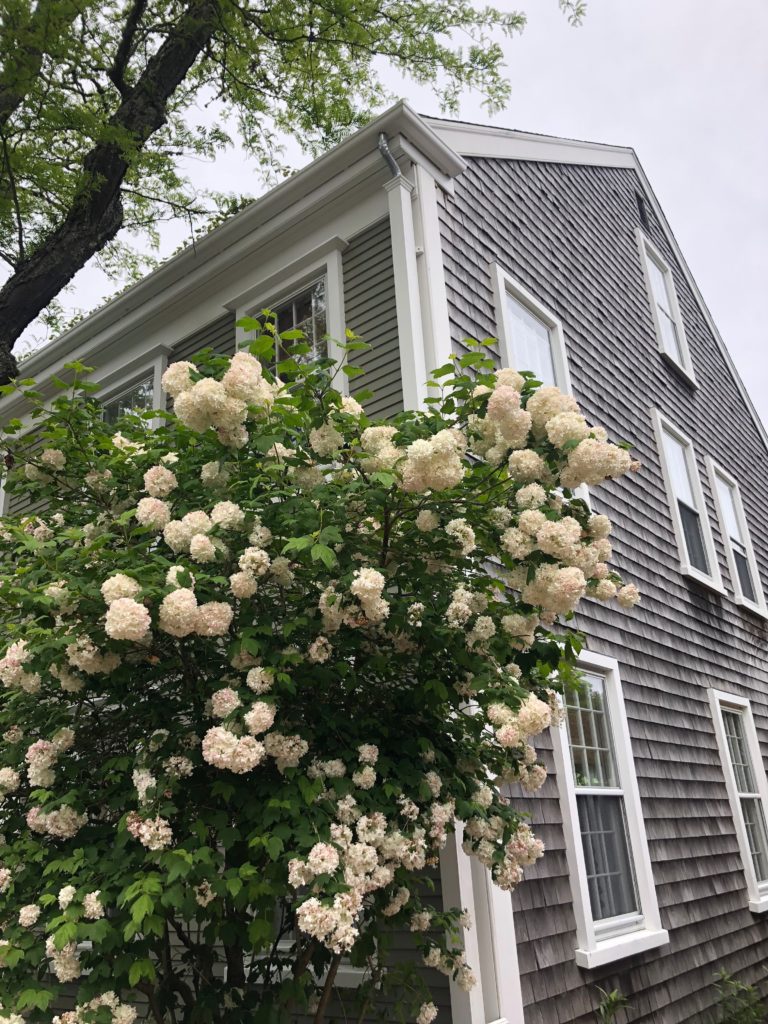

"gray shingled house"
[3, 102, 768, 1024]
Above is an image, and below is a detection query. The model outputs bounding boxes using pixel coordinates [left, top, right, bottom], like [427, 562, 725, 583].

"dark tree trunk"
[0, 0, 221, 383]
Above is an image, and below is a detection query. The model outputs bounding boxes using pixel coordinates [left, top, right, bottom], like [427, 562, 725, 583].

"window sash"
[576, 794, 639, 921]
[103, 376, 154, 424]
[740, 796, 768, 883]
[505, 292, 556, 387]
[565, 671, 640, 925]
[678, 500, 710, 575]
[646, 249, 685, 366]
[273, 279, 327, 363]
[712, 468, 762, 608]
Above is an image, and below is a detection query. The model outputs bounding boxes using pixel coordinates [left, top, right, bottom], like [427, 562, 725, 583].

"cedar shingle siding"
[438, 157, 768, 1022]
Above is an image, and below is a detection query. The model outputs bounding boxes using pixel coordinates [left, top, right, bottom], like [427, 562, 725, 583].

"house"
[3, 100, 768, 1024]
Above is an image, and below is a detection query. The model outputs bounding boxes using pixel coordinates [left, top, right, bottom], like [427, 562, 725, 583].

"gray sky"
[26, 0, 768, 422]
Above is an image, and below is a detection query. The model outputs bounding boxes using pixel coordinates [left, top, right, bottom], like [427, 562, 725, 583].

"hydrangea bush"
[0, 323, 639, 1024]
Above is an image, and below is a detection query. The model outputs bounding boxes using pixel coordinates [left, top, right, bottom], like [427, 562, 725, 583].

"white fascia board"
[425, 118, 637, 169]
[14, 101, 464, 384]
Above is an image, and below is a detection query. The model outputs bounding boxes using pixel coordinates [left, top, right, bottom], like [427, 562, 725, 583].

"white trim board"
[708, 689, 768, 913]
[650, 407, 725, 595]
[550, 650, 668, 969]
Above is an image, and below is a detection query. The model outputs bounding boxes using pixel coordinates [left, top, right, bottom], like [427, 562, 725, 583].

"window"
[489, 263, 571, 391]
[272, 279, 327, 364]
[651, 409, 722, 591]
[707, 459, 766, 615]
[551, 652, 667, 968]
[102, 376, 154, 425]
[709, 690, 768, 912]
[636, 230, 695, 382]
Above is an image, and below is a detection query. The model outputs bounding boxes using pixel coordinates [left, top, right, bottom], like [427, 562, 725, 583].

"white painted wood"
[488, 262, 572, 394]
[384, 175, 428, 411]
[635, 228, 696, 385]
[706, 457, 768, 617]
[413, 163, 454, 378]
[709, 688, 768, 910]
[440, 829, 489, 1024]
[650, 408, 725, 593]
[551, 650, 669, 967]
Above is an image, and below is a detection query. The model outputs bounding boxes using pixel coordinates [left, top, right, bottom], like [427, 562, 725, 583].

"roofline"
[20, 100, 465, 378]
[424, 117, 768, 454]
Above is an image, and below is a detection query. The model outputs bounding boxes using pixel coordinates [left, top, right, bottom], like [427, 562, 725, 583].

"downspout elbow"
[378, 132, 401, 178]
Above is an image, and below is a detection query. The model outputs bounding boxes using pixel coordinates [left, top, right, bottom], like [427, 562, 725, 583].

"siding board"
[342, 219, 403, 420]
[439, 156, 768, 1022]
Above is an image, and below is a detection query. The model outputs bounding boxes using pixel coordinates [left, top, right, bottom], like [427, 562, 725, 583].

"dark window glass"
[734, 547, 757, 603]
[678, 501, 709, 574]
[577, 795, 639, 921]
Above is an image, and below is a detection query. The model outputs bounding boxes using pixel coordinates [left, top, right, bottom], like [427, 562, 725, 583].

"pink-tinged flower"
[210, 687, 241, 719]
[244, 701, 276, 736]
[105, 598, 151, 642]
[136, 497, 171, 530]
[194, 602, 233, 637]
[158, 589, 198, 638]
[143, 465, 178, 498]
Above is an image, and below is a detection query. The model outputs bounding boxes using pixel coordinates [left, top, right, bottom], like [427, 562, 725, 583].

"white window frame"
[706, 459, 767, 618]
[709, 689, 768, 913]
[234, 239, 347, 394]
[551, 650, 668, 968]
[489, 262, 572, 394]
[650, 408, 724, 593]
[101, 371, 156, 425]
[636, 229, 695, 384]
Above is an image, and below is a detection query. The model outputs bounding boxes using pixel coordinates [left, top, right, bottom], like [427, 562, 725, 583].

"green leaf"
[342, 364, 365, 378]
[128, 959, 157, 986]
[16, 988, 55, 1011]
[131, 893, 154, 924]
[310, 543, 336, 568]
[266, 835, 283, 861]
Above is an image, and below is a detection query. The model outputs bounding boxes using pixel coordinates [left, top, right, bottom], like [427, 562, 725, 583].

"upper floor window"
[709, 690, 768, 913]
[636, 230, 695, 383]
[651, 409, 722, 591]
[707, 460, 766, 616]
[489, 263, 571, 391]
[273, 279, 327, 364]
[102, 375, 154, 425]
[551, 651, 668, 968]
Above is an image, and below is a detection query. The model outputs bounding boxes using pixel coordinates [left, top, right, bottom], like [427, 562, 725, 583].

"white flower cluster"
[46, 936, 82, 983]
[202, 727, 264, 774]
[0, 639, 41, 693]
[126, 812, 173, 850]
[27, 804, 87, 840]
[53, 991, 136, 1024]
[401, 429, 466, 493]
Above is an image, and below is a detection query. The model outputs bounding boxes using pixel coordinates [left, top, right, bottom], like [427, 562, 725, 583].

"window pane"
[274, 280, 328, 363]
[722, 710, 757, 794]
[103, 377, 154, 424]
[734, 548, 757, 603]
[647, 256, 673, 317]
[565, 673, 618, 789]
[577, 795, 639, 920]
[506, 294, 556, 386]
[740, 796, 768, 883]
[679, 501, 710, 575]
[662, 430, 697, 507]
[716, 477, 742, 543]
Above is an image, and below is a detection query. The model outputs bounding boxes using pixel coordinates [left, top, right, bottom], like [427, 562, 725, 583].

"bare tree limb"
[108, 0, 149, 98]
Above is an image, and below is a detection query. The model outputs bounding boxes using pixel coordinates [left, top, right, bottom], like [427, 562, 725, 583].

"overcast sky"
[28, 0, 768, 422]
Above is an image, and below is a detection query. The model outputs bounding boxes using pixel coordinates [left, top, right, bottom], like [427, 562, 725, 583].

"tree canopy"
[0, 0, 586, 381]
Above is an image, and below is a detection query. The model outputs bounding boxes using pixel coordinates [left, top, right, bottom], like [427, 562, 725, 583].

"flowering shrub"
[0, 324, 639, 1023]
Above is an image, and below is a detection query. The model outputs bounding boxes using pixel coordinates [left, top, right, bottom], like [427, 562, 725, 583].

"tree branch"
[108, 0, 149, 99]
[0, 131, 25, 260]
[0, 0, 81, 132]
[313, 955, 342, 1024]
[0, 0, 221, 380]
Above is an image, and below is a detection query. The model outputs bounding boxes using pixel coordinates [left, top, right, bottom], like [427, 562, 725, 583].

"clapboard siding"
[342, 219, 403, 419]
[168, 312, 237, 364]
[439, 157, 768, 1022]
